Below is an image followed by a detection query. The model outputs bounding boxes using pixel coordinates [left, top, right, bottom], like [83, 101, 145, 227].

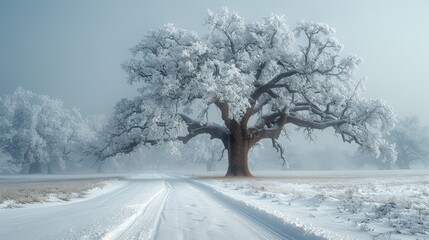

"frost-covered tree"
[0, 148, 21, 174]
[388, 117, 429, 169]
[61, 110, 102, 171]
[36, 95, 71, 173]
[0, 88, 48, 173]
[180, 136, 224, 171]
[0, 88, 100, 174]
[97, 9, 396, 176]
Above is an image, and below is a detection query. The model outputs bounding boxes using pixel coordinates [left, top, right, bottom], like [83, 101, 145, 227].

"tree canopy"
[96, 8, 396, 176]
[0, 88, 100, 174]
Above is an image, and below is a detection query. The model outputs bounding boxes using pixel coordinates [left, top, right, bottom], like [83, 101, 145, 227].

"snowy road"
[0, 173, 318, 240]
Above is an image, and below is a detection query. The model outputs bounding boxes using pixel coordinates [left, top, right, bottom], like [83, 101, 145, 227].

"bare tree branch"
[272, 139, 287, 167]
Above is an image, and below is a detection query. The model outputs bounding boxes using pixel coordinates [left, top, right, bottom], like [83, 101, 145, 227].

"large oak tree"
[97, 9, 396, 176]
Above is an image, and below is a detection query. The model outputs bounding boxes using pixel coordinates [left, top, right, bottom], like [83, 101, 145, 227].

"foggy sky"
[1, 0, 428, 126]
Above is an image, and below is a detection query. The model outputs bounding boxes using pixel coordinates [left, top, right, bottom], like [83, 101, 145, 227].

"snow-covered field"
[0, 171, 428, 240]
[198, 170, 429, 240]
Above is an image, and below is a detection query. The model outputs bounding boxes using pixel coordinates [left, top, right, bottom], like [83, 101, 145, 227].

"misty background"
[1, 0, 429, 172]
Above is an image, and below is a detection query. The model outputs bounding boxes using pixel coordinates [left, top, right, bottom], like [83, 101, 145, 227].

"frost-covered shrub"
[338, 198, 364, 214]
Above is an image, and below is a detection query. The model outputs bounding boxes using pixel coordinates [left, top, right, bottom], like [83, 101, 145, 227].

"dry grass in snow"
[0, 178, 115, 208]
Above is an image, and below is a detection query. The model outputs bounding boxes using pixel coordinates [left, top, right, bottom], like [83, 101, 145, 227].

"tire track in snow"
[154, 176, 322, 240]
[102, 180, 171, 240]
[188, 179, 324, 240]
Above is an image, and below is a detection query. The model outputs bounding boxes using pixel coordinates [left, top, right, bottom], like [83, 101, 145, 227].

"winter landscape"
[1, 171, 428, 239]
[1, 1, 429, 240]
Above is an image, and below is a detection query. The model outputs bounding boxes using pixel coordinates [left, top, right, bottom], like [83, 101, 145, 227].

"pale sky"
[1, 0, 428, 127]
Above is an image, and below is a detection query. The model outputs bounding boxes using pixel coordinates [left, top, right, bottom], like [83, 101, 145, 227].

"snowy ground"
[0, 171, 428, 240]
[0, 172, 318, 240]
[198, 170, 429, 240]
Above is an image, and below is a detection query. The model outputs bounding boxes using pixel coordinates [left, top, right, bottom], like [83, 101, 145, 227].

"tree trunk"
[29, 161, 42, 174]
[47, 161, 54, 174]
[206, 161, 215, 171]
[225, 136, 252, 177]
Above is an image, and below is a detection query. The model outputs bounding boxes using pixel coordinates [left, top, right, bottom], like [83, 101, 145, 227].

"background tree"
[179, 135, 225, 171]
[36, 95, 71, 173]
[387, 116, 429, 169]
[0, 88, 48, 173]
[62, 111, 103, 172]
[96, 8, 396, 176]
[0, 148, 21, 174]
[0, 88, 100, 174]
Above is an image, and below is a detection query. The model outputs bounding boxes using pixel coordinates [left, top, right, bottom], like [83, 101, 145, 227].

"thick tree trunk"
[29, 161, 42, 174]
[225, 136, 252, 177]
